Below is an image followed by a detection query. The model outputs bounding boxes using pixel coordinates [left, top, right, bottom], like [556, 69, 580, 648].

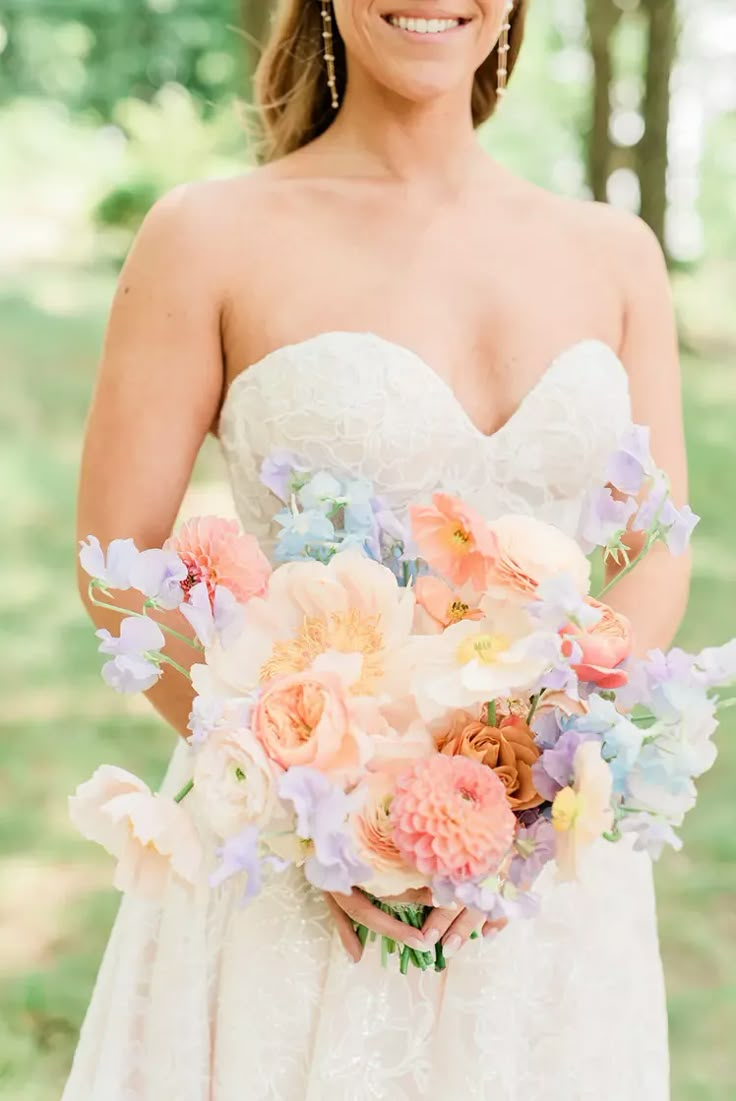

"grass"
[1, 261, 734, 1101]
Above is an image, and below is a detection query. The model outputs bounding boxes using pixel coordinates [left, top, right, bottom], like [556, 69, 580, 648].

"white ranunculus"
[193, 728, 276, 838]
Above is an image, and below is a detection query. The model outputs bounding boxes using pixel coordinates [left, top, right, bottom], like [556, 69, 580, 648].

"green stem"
[357, 924, 370, 949]
[526, 690, 544, 726]
[156, 653, 193, 680]
[173, 779, 194, 804]
[399, 946, 411, 975]
[486, 700, 496, 726]
[434, 941, 447, 972]
[88, 585, 203, 651]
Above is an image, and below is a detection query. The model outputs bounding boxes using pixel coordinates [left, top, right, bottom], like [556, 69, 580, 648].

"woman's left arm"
[602, 213, 691, 655]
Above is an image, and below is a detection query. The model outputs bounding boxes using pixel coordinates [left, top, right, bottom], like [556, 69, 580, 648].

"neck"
[318, 65, 484, 191]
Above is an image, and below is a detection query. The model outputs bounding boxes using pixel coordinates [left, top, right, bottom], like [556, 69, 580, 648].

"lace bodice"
[219, 332, 632, 552]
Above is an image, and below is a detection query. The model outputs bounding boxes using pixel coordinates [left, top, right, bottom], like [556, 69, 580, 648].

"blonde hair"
[254, 1, 529, 163]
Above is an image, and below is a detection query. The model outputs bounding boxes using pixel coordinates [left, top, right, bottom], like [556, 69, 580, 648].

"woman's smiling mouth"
[382, 13, 471, 37]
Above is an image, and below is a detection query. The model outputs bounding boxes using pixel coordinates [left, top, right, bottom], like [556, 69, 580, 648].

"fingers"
[420, 906, 459, 947]
[481, 916, 508, 940]
[329, 889, 428, 950]
[323, 893, 363, 963]
[440, 908, 485, 958]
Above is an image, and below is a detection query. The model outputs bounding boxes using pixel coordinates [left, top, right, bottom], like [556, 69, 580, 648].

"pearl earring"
[496, 0, 513, 100]
[321, 0, 339, 110]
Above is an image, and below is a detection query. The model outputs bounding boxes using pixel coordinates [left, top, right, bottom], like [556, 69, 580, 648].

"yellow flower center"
[450, 525, 471, 547]
[552, 787, 583, 833]
[456, 633, 510, 667]
[261, 610, 385, 695]
[448, 599, 471, 623]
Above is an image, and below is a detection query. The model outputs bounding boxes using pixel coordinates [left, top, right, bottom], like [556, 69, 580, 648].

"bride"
[64, 1, 690, 1097]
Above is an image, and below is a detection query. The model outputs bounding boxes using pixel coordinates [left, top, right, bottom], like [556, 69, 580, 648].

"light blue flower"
[565, 695, 643, 794]
[274, 507, 336, 561]
[129, 548, 187, 610]
[79, 535, 140, 590]
[297, 471, 344, 514]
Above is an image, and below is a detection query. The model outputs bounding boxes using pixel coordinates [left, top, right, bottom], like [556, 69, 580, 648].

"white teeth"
[388, 15, 462, 34]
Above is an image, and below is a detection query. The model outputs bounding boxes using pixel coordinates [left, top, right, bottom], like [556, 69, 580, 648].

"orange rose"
[563, 598, 632, 689]
[434, 710, 543, 811]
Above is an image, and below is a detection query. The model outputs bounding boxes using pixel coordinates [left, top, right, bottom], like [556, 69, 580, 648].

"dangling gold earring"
[496, 0, 513, 101]
[321, 0, 339, 110]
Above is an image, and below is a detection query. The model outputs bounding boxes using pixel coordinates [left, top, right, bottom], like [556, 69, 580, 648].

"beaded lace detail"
[62, 332, 670, 1101]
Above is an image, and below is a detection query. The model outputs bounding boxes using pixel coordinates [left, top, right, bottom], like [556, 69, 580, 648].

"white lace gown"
[62, 333, 670, 1100]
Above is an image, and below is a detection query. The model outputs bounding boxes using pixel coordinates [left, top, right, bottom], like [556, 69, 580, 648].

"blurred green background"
[1, 1, 735, 1098]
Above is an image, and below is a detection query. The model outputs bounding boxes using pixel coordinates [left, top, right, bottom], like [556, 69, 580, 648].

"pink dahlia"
[165, 516, 271, 605]
[390, 755, 516, 881]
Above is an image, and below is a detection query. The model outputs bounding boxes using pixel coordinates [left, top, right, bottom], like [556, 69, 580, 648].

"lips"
[382, 13, 470, 35]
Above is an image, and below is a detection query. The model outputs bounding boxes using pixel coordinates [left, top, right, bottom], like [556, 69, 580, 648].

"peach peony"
[390, 755, 516, 880]
[413, 575, 484, 634]
[562, 598, 632, 689]
[204, 550, 415, 704]
[409, 493, 497, 591]
[165, 516, 271, 605]
[435, 710, 543, 811]
[485, 514, 591, 599]
[352, 764, 430, 897]
[252, 670, 366, 779]
[69, 765, 202, 900]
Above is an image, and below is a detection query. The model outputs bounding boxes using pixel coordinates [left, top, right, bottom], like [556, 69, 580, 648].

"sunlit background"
[1, 1, 735, 1098]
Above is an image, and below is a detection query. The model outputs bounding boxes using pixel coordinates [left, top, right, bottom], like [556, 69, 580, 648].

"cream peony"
[192, 727, 277, 837]
[205, 549, 416, 702]
[69, 765, 202, 900]
[485, 514, 591, 599]
[411, 603, 561, 722]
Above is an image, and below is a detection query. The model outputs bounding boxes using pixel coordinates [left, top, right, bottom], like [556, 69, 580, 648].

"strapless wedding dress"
[62, 333, 670, 1101]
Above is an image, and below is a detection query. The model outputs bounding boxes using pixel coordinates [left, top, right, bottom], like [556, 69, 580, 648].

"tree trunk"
[584, 0, 623, 202]
[637, 0, 678, 253]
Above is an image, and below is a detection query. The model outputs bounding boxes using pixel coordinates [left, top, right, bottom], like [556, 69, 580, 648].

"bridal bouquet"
[71, 428, 736, 972]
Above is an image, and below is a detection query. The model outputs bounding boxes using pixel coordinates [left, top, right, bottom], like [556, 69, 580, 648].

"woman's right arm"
[77, 185, 226, 737]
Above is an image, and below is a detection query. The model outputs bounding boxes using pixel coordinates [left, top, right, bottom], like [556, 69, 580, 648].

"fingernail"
[483, 928, 498, 940]
[424, 929, 440, 946]
[443, 935, 462, 958]
[406, 937, 425, 951]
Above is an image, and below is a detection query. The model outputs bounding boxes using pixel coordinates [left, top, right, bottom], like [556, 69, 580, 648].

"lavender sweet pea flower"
[211, 825, 287, 902]
[129, 548, 187, 610]
[663, 503, 699, 556]
[260, 451, 310, 502]
[631, 471, 669, 533]
[509, 817, 557, 889]
[179, 582, 245, 650]
[605, 425, 654, 495]
[278, 767, 369, 894]
[187, 691, 256, 746]
[531, 708, 563, 750]
[538, 636, 582, 699]
[79, 535, 140, 590]
[96, 616, 165, 693]
[578, 488, 637, 554]
[529, 573, 602, 632]
[693, 640, 736, 688]
[617, 813, 683, 860]
[532, 728, 595, 800]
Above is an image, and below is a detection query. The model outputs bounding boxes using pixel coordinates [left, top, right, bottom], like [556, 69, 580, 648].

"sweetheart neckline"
[218, 331, 629, 442]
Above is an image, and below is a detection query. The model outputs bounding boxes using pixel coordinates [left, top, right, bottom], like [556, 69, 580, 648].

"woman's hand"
[324, 889, 432, 963]
[325, 887, 507, 963]
[420, 906, 508, 958]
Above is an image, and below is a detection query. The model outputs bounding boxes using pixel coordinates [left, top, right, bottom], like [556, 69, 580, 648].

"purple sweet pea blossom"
[79, 535, 140, 590]
[260, 451, 310, 502]
[129, 548, 188, 610]
[529, 573, 601, 632]
[210, 825, 287, 903]
[187, 692, 257, 746]
[663, 503, 699, 556]
[631, 471, 669, 533]
[96, 616, 165, 693]
[578, 488, 637, 554]
[278, 767, 369, 894]
[605, 425, 655, 495]
[179, 582, 245, 650]
[532, 728, 594, 800]
[617, 813, 683, 860]
[509, 817, 557, 889]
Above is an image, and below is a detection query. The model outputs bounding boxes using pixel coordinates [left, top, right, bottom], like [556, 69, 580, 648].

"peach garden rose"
[562, 598, 632, 688]
[485, 514, 591, 599]
[434, 709, 543, 811]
